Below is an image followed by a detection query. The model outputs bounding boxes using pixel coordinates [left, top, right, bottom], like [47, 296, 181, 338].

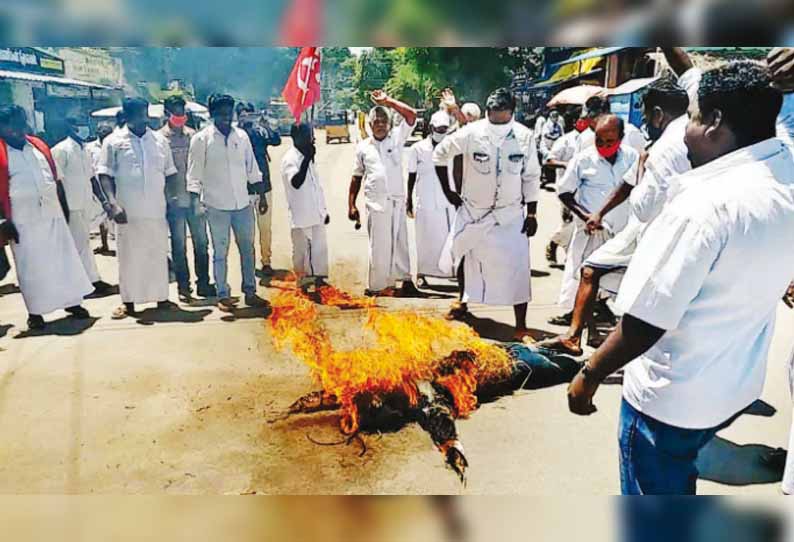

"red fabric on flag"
[279, 0, 323, 46]
[282, 47, 322, 123]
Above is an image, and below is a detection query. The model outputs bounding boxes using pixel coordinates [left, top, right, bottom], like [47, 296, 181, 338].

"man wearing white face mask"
[52, 117, 112, 295]
[406, 110, 456, 286]
[433, 88, 541, 341]
[349, 90, 419, 297]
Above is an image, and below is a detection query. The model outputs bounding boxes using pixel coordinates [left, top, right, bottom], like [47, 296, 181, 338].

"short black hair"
[585, 96, 610, 117]
[0, 104, 26, 125]
[115, 110, 126, 125]
[208, 94, 235, 116]
[236, 101, 255, 116]
[697, 60, 782, 147]
[290, 123, 312, 139]
[642, 76, 689, 117]
[163, 95, 187, 114]
[122, 97, 149, 118]
[486, 88, 516, 112]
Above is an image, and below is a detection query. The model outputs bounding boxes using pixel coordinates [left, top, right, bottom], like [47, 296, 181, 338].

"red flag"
[279, 0, 323, 46]
[282, 47, 322, 123]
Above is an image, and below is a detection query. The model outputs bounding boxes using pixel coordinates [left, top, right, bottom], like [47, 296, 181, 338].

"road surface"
[0, 129, 792, 495]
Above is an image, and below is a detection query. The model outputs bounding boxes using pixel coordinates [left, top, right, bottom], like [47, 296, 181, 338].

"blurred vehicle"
[323, 111, 351, 144]
[267, 99, 295, 136]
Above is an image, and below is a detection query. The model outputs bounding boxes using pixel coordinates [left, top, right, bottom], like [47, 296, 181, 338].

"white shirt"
[85, 139, 103, 175]
[617, 138, 794, 429]
[628, 114, 692, 224]
[8, 143, 62, 226]
[557, 144, 638, 233]
[433, 119, 541, 224]
[280, 147, 327, 229]
[575, 123, 647, 155]
[186, 123, 262, 211]
[406, 137, 453, 210]
[352, 118, 415, 210]
[96, 127, 177, 220]
[52, 137, 94, 212]
[777, 93, 794, 150]
[548, 130, 579, 163]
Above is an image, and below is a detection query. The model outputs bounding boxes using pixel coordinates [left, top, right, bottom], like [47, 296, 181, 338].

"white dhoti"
[11, 215, 94, 315]
[291, 224, 329, 281]
[366, 198, 411, 291]
[557, 220, 614, 312]
[415, 203, 455, 278]
[68, 210, 101, 283]
[116, 218, 170, 304]
[442, 205, 530, 306]
[583, 217, 644, 299]
[782, 346, 794, 495]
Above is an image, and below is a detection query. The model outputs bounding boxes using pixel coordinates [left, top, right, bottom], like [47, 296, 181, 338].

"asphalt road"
[0, 128, 792, 495]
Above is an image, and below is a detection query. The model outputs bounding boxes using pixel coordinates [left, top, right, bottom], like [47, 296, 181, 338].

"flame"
[269, 286, 513, 434]
[316, 285, 376, 309]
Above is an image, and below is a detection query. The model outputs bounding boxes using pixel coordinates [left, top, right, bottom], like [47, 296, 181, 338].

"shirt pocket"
[506, 152, 525, 176]
[470, 149, 492, 175]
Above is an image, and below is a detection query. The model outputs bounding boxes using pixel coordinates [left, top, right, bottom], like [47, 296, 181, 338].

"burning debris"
[268, 284, 580, 484]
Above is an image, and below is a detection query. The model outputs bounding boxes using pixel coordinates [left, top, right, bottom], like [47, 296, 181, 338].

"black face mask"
[647, 122, 664, 142]
[293, 126, 314, 154]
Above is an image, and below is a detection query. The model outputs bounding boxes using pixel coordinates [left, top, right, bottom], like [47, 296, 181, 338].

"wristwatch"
[580, 361, 601, 382]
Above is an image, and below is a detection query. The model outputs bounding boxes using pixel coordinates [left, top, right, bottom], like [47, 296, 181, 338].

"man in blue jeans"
[567, 61, 794, 494]
[187, 94, 268, 312]
[160, 95, 215, 302]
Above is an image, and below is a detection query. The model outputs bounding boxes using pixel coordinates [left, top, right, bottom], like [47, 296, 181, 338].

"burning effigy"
[268, 284, 580, 484]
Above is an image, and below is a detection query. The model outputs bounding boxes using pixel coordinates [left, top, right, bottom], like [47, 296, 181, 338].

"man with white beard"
[348, 90, 420, 297]
[432, 88, 541, 341]
[0, 105, 93, 330]
[406, 110, 456, 286]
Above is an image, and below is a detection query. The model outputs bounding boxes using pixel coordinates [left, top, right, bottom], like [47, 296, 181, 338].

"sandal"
[445, 302, 470, 321]
[111, 305, 133, 320]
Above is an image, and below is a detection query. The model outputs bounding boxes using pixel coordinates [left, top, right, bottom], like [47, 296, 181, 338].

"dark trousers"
[167, 204, 211, 293]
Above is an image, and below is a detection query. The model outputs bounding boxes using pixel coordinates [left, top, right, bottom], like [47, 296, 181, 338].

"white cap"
[430, 110, 451, 128]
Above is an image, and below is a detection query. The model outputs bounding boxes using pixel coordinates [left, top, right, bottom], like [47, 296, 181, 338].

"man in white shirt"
[541, 77, 691, 356]
[433, 88, 541, 341]
[553, 115, 638, 325]
[348, 90, 419, 297]
[187, 94, 268, 312]
[281, 123, 329, 287]
[0, 105, 93, 330]
[52, 117, 112, 295]
[86, 124, 115, 256]
[98, 98, 178, 319]
[575, 96, 648, 155]
[568, 62, 794, 495]
[406, 110, 456, 286]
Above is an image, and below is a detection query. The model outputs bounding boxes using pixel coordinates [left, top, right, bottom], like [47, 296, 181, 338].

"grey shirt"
[159, 124, 196, 208]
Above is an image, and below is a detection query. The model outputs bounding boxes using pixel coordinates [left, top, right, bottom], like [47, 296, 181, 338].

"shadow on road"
[220, 306, 272, 322]
[135, 307, 212, 325]
[697, 436, 783, 486]
[0, 323, 13, 339]
[463, 313, 556, 343]
[0, 283, 20, 296]
[531, 269, 551, 278]
[15, 316, 99, 338]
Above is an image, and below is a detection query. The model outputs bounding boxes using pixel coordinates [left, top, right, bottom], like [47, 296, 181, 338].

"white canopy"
[547, 85, 605, 107]
[91, 101, 208, 119]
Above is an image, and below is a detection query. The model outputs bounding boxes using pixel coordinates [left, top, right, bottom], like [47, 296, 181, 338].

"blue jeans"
[206, 205, 256, 299]
[618, 399, 719, 495]
[167, 204, 211, 293]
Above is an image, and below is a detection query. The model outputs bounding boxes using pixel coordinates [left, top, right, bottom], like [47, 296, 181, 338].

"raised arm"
[660, 48, 694, 77]
[371, 90, 417, 127]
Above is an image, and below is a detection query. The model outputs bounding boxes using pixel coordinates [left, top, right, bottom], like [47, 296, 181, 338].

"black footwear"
[245, 294, 269, 308]
[178, 289, 193, 303]
[399, 281, 421, 297]
[157, 300, 179, 310]
[92, 280, 113, 294]
[417, 276, 429, 289]
[27, 314, 45, 330]
[65, 305, 91, 319]
[217, 298, 237, 312]
[548, 312, 572, 326]
[594, 300, 617, 324]
[196, 283, 217, 298]
[261, 265, 274, 276]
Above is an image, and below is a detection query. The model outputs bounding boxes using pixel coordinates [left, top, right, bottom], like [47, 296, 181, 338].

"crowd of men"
[3, 47, 794, 495]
